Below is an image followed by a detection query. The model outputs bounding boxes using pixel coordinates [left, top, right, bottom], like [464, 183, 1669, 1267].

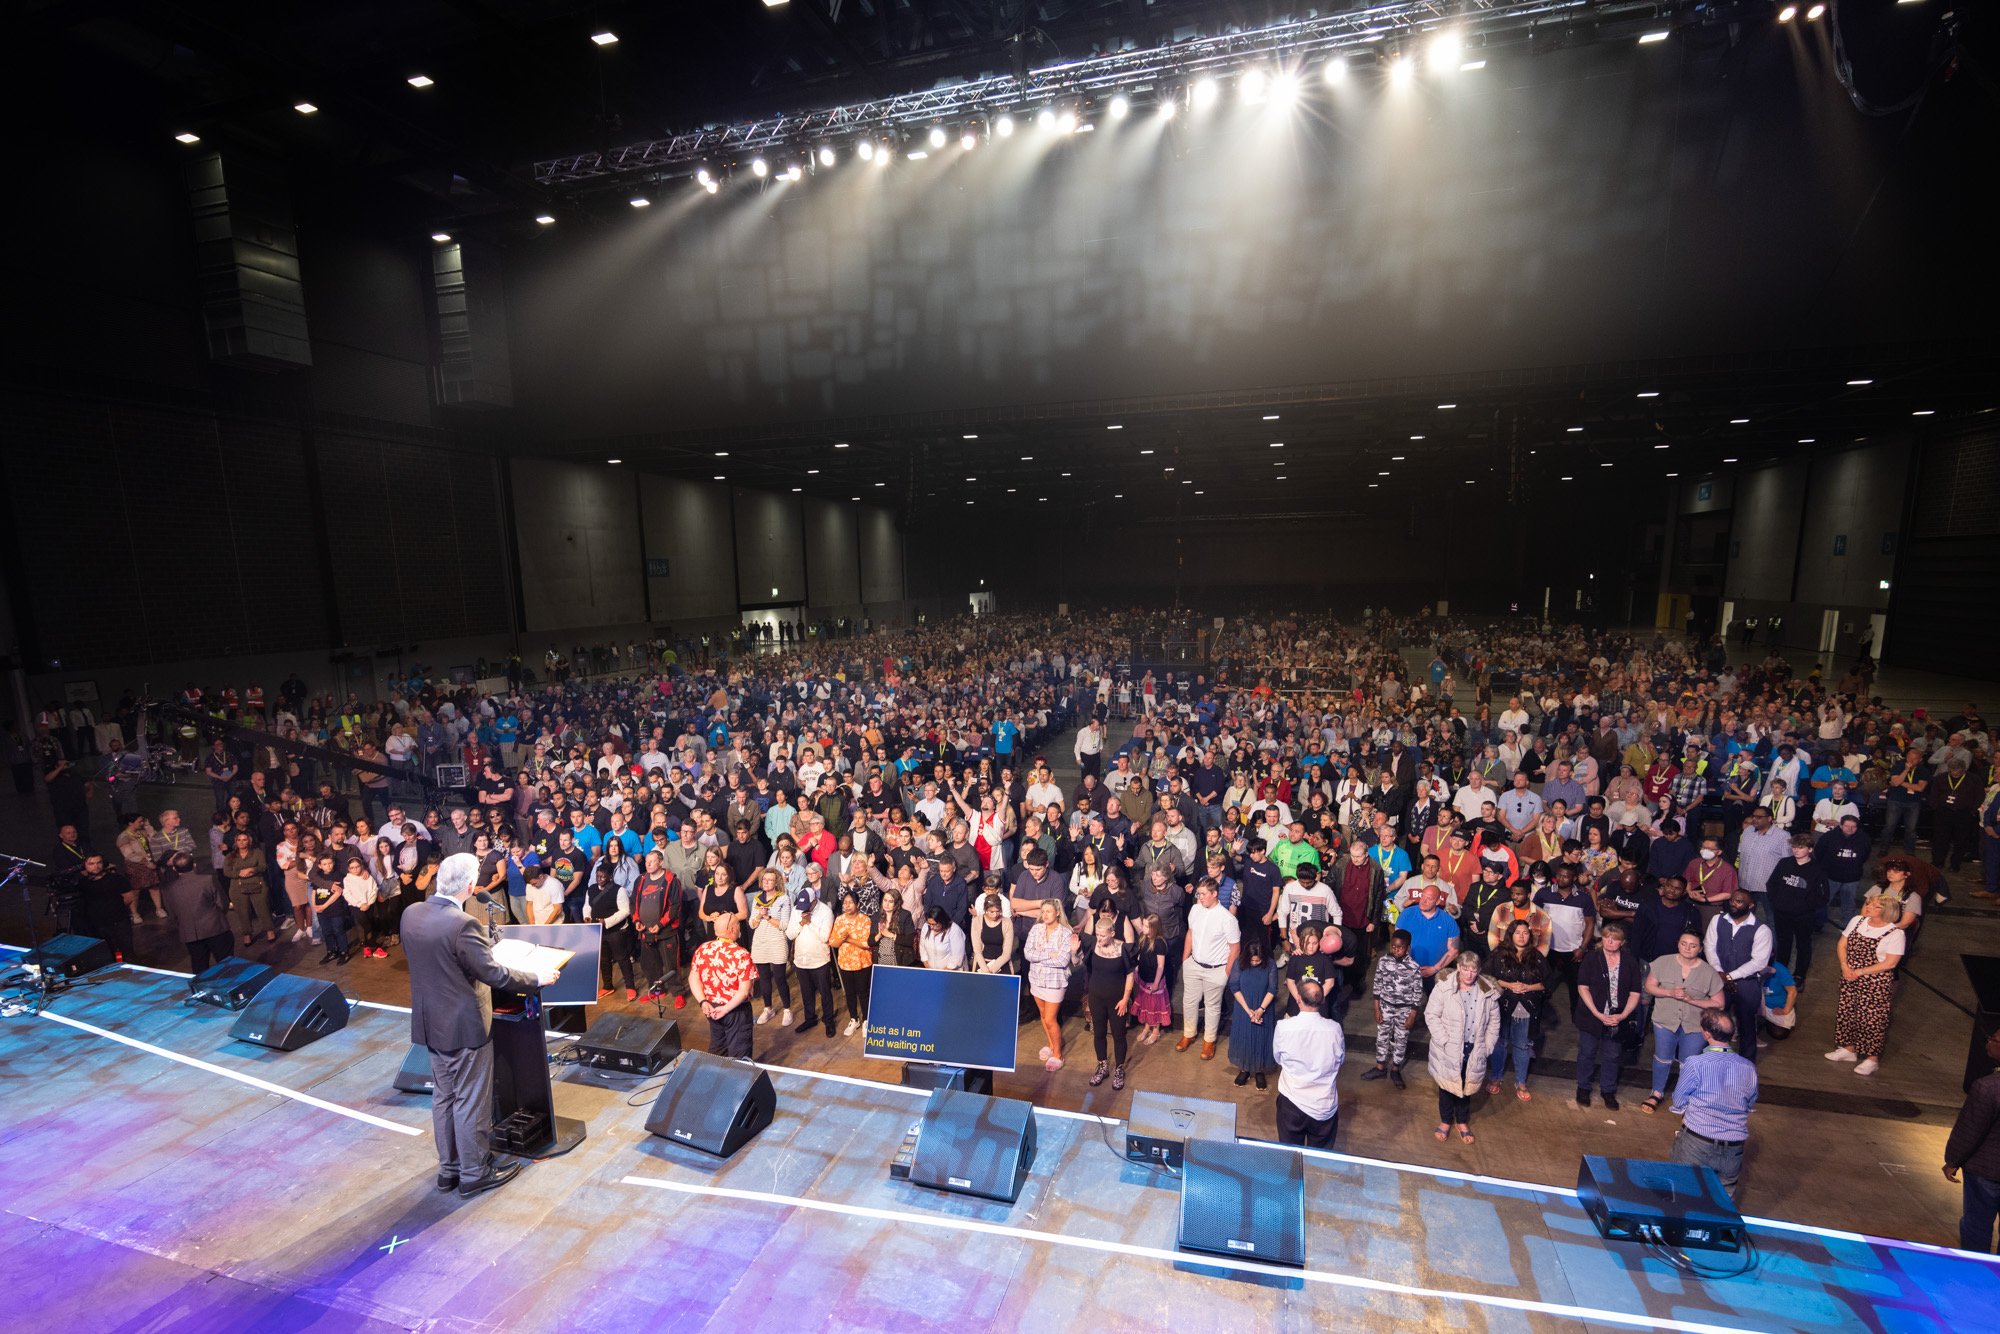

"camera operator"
[160, 851, 232, 978]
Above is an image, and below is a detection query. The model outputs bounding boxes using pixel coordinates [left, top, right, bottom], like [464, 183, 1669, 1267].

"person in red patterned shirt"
[691, 912, 757, 1058]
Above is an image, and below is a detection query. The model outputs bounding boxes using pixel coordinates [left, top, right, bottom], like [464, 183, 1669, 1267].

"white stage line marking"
[33, 1010, 423, 1137]
[618, 1175, 1758, 1334]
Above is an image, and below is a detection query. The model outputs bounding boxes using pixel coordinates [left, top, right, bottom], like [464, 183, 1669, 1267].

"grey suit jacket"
[161, 872, 230, 945]
[402, 894, 539, 1052]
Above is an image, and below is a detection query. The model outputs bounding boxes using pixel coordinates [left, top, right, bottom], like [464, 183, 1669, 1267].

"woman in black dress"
[700, 864, 746, 944]
[1079, 915, 1137, 1089]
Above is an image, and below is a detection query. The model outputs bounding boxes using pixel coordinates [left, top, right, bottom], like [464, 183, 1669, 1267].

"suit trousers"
[184, 932, 233, 980]
[428, 1041, 498, 1181]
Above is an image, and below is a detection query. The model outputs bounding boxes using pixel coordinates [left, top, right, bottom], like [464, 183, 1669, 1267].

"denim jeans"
[1826, 879, 1862, 929]
[1962, 1173, 2000, 1254]
[1487, 1013, 1533, 1084]
[1651, 1025, 1704, 1095]
[1671, 1126, 1746, 1190]
[1879, 799, 1922, 855]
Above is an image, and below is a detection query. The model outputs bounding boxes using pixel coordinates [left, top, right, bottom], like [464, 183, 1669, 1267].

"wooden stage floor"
[1, 960, 1994, 1333]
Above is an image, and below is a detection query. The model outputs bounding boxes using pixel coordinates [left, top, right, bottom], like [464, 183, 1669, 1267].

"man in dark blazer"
[403, 852, 560, 1197]
[160, 853, 233, 978]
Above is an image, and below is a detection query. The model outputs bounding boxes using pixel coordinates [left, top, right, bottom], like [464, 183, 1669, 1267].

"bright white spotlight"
[697, 167, 713, 185]
[1193, 77, 1219, 109]
[294, 101, 318, 115]
[174, 131, 201, 144]
[960, 131, 977, 151]
[1272, 71, 1301, 103]
[905, 149, 928, 160]
[1429, 30, 1462, 70]
[784, 163, 802, 181]
[1777, 4, 1797, 19]
[407, 74, 434, 88]
[873, 142, 891, 166]
[1108, 94, 1130, 120]
[1389, 55, 1414, 85]
[534, 213, 555, 224]
[818, 145, 835, 166]
[1324, 56, 1348, 84]
[1057, 108, 1078, 133]
[857, 140, 875, 161]
[627, 196, 649, 208]
[1037, 107, 1056, 130]
[751, 157, 769, 177]
[1158, 97, 1178, 120]
[1805, 1, 1825, 15]
[928, 125, 946, 148]
[1460, 60, 1487, 71]
[702, 180, 718, 195]
[996, 113, 1016, 137]
[590, 31, 618, 46]
[1240, 68, 1269, 104]
[1638, 30, 1670, 43]
[431, 232, 452, 242]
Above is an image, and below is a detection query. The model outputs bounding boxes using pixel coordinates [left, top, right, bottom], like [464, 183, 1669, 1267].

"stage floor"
[2, 963, 1994, 1333]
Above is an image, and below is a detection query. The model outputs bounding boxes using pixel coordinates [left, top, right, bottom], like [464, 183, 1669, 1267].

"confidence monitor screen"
[863, 966, 1020, 1073]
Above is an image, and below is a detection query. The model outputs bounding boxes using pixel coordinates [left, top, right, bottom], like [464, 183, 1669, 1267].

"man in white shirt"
[1704, 888, 1774, 1064]
[1174, 879, 1241, 1060]
[1072, 719, 1105, 780]
[912, 782, 947, 833]
[1812, 781, 1860, 836]
[1025, 766, 1064, 817]
[1453, 772, 1494, 822]
[1277, 862, 1341, 948]
[1272, 980, 1345, 1149]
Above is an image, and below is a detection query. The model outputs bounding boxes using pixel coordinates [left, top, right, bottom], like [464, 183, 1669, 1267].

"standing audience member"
[1023, 898, 1077, 1071]
[1643, 931, 1724, 1114]
[1360, 929, 1422, 1089]
[1079, 914, 1137, 1089]
[161, 853, 233, 978]
[1943, 1028, 2000, 1254]
[1272, 980, 1345, 1149]
[1573, 923, 1642, 1109]
[1826, 891, 1905, 1077]
[1227, 938, 1280, 1091]
[1176, 878, 1242, 1061]
[1704, 889, 1773, 1063]
[1483, 920, 1548, 1100]
[1425, 951, 1501, 1145]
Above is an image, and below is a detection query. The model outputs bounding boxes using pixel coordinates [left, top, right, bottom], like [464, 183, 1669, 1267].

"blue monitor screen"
[863, 965, 1020, 1072]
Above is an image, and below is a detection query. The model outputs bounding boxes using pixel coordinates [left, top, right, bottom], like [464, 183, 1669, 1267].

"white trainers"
[780, 1009, 793, 1027]
[755, 1008, 770, 1026]
[1854, 1057, 1879, 1076]
[153, 909, 169, 920]
[129, 912, 144, 925]
[1824, 1048, 1858, 1062]
[843, 1019, 859, 1037]
[291, 929, 309, 943]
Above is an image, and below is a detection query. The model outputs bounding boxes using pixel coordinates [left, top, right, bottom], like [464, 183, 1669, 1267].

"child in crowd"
[1361, 929, 1423, 1089]
[309, 850, 355, 964]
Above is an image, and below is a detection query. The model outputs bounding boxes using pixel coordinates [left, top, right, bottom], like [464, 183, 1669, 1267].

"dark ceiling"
[553, 340, 1996, 518]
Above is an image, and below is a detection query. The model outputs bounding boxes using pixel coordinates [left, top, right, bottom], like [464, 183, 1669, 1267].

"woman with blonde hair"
[1826, 891, 1906, 1076]
[1022, 898, 1077, 1071]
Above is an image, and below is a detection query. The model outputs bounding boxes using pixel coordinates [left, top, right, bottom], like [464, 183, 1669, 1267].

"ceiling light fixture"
[1638, 30, 1669, 44]
[294, 101, 319, 115]
[1730, 418, 1750, 424]
[431, 231, 452, 242]
[628, 195, 649, 208]
[1912, 409, 1935, 416]
[751, 157, 769, 177]
[174, 131, 201, 144]
[1108, 95, 1130, 120]
[1107, 424, 1123, 430]
[1777, 4, 1798, 20]
[606, 458, 621, 464]
[819, 146, 836, 167]
[1636, 390, 1659, 398]
[996, 114, 1016, 137]
[407, 75, 434, 88]
[591, 31, 618, 46]
[1193, 77, 1220, 110]
[928, 126, 947, 149]
[1567, 426, 1584, 433]
[1846, 378, 1872, 386]
[534, 214, 555, 225]
[1324, 56, 1348, 84]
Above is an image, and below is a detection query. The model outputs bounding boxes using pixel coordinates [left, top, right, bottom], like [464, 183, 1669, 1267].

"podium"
[491, 986, 587, 1157]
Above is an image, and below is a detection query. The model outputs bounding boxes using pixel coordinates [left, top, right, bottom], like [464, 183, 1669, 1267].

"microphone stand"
[0, 851, 67, 1014]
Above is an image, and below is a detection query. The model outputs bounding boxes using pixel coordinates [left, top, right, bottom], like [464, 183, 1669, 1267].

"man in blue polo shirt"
[1399, 884, 1460, 990]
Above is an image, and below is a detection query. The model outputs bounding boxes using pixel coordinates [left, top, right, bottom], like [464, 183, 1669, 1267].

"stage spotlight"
[996, 113, 1016, 137]
[1389, 54, 1414, 85]
[1323, 55, 1348, 84]
[591, 30, 618, 46]
[1805, 1, 1825, 15]
[294, 101, 318, 115]
[174, 131, 201, 144]
[818, 145, 835, 166]
[697, 167, 714, 186]
[1193, 77, 1220, 110]
[702, 180, 718, 194]
[1272, 71, 1301, 103]
[751, 157, 769, 177]
[431, 231, 452, 242]
[784, 163, 802, 181]
[1777, 4, 1797, 19]
[1108, 94, 1130, 120]
[1240, 68, 1269, 104]
[1429, 30, 1463, 70]
[928, 125, 946, 148]
[961, 130, 977, 151]
[857, 140, 875, 161]
[873, 141, 891, 166]
[1057, 108, 1078, 133]
[1158, 97, 1178, 120]
[534, 213, 555, 224]
[1037, 107, 1056, 130]
[1638, 30, 1670, 43]
[1460, 60, 1487, 71]
[628, 195, 649, 208]
[407, 74, 434, 88]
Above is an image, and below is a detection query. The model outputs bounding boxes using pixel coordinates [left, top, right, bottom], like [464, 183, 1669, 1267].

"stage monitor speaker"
[1127, 1090, 1239, 1170]
[906, 1088, 1037, 1204]
[229, 974, 350, 1052]
[392, 1044, 434, 1094]
[1576, 1156, 1744, 1253]
[25, 933, 114, 979]
[900, 1062, 993, 1096]
[643, 1052, 774, 1157]
[1178, 1138, 1306, 1268]
[577, 1013, 680, 1075]
[189, 957, 279, 1011]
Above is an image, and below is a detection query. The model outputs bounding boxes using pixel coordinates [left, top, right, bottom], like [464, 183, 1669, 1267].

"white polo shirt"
[1272, 1012, 1345, 1120]
[1184, 900, 1242, 968]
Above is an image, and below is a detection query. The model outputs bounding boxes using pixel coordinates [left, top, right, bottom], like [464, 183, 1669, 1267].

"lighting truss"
[534, 0, 1687, 185]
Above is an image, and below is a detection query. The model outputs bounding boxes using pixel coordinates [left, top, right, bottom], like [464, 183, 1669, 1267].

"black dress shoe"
[1602, 1092, 1621, 1111]
[436, 1171, 460, 1192]
[1389, 1068, 1406, 1090]
[458, 1158, 523, 1198]
[1576, 1088, 1592, 1108]
[1254, 1073, 1267, 1090]
[794, 1018, 818, 1035]
[1233, 1070, 1251, 1086]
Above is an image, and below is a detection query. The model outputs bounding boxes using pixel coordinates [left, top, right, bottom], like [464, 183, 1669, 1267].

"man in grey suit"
[403, 852, 561, 1197]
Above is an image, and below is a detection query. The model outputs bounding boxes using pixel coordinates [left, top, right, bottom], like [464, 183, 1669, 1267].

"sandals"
[1515, 1086, 1532, 1102]
[1434, 1124, 1450, 1141]
[1641, 1094, 1663, 1114]
[1484, 1081, 1502, 1096]
[1458, 1127, 1475, 1144]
